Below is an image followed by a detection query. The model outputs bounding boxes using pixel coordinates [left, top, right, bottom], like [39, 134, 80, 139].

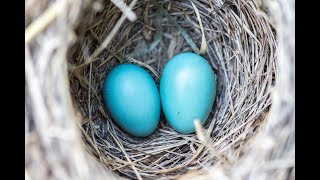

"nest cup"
[68, 0, 276, 179]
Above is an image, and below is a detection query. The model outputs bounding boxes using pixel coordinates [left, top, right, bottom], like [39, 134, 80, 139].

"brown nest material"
[25, 0, 294, 179]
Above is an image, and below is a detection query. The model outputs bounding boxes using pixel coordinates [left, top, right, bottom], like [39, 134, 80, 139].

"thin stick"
[88, 63, 92, 120]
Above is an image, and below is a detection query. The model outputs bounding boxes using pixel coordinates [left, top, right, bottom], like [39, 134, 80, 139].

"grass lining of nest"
[68, 0, 276, 179]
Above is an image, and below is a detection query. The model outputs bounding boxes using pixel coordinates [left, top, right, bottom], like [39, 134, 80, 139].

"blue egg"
[103, 64, 160, 137]
[160, 52, 217, 134]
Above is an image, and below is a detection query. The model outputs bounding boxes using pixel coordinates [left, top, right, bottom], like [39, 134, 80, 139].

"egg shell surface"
[103, 64, 160, 137]
[160, 52, 217, 134]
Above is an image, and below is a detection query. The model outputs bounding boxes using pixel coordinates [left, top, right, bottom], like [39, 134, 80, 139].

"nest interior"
[68, 0, 276, 179]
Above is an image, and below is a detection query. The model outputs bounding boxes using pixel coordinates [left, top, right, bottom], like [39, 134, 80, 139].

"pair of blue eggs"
[103, 52, 217, 137]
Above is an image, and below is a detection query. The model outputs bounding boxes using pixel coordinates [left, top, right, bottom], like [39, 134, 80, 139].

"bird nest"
[26, 0, 295, 179]
[68, 0, 276, 179]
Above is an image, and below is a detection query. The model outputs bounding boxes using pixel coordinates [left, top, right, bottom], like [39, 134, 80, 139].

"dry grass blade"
[25, 0, 65, 43]
[110, 0, 137, 21]
[189, 0, 207, 54]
